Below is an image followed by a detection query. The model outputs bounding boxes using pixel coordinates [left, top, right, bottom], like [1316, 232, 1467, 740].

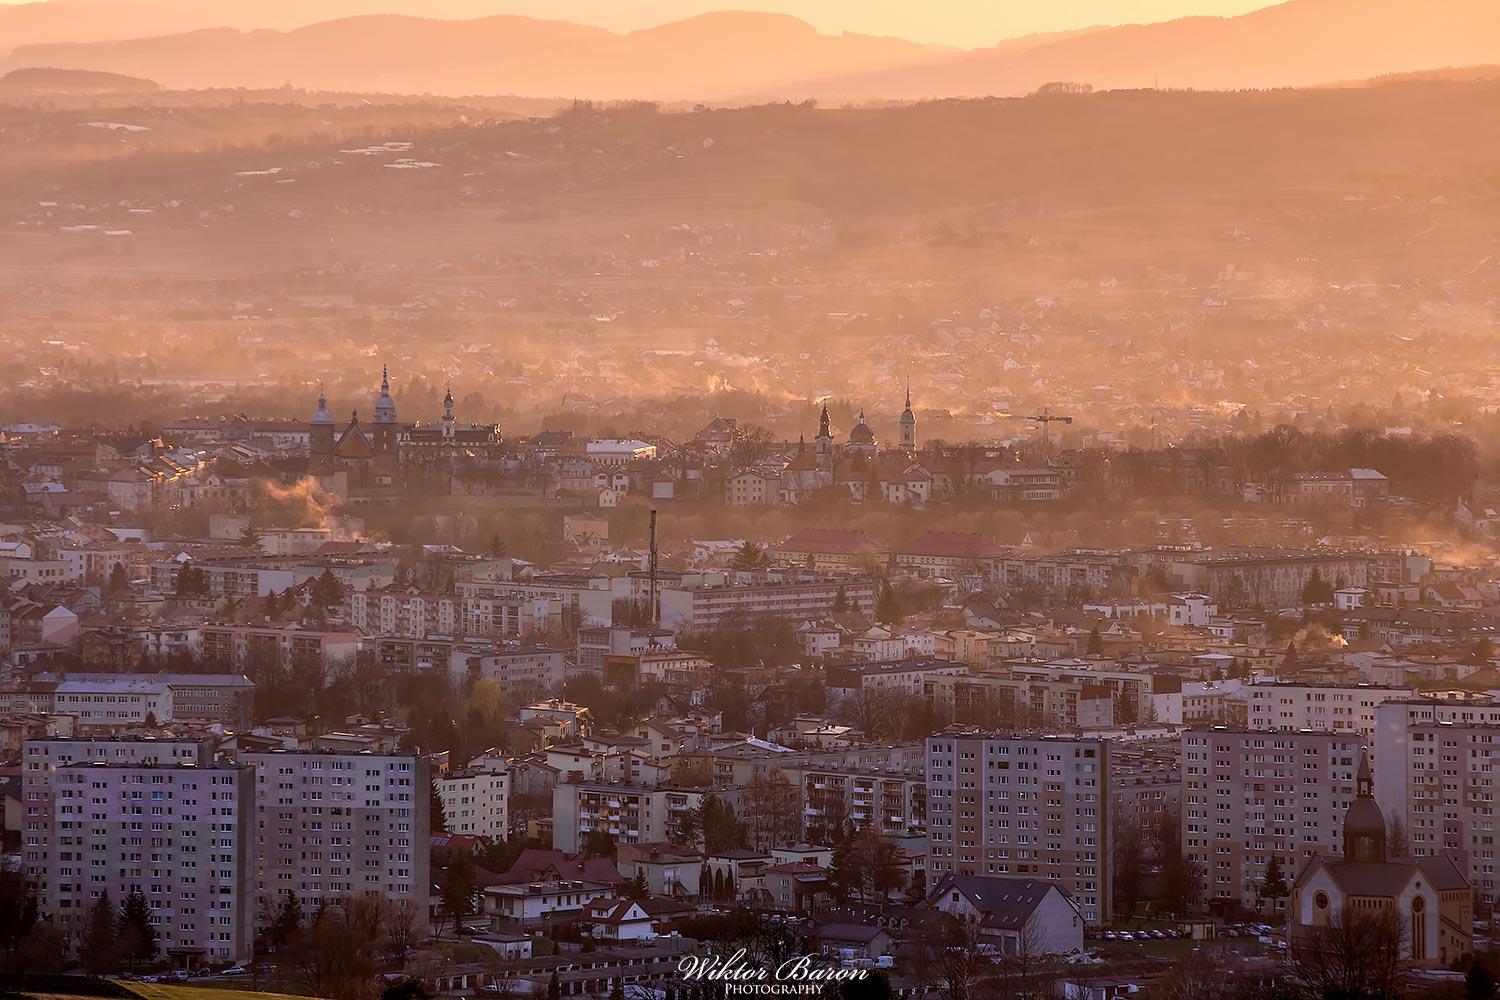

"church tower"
[442, 384, 456, 441]
[1342, 750, 1387, 863]
[814, 402, 833, 460]
[373, 365, 398, 458]
[900, 381, 916, 452]
[309, 386, 334, 461]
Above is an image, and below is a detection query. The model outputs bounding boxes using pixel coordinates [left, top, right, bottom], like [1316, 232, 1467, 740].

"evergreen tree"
[610, 979, 625, 1000]
[1301, 568, 1334, 605]
[1259, 855, 1288, 914]
[441, 848, 478, 935]
[832, 586, 847, 614]
[117, 887, 157, 971]
[240, 524, 263, 550]
[108, 562, 129, 594]
[1086, 626, 1104, 655]
[625, 870, 649, 900]
[874, 580, 900, 624]
[547, 972, 561, 1000]
[431, 779, 448, 832]
[263, 590, 281, 619]
[80, 891, 118, 974]
[268, 890, 302, 951]
[312, 568, 345, 609]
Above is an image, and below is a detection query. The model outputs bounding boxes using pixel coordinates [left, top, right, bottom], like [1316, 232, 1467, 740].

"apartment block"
[436, 763, 510, 841]
[1243, 682, 1417, 738]
[551, 781, 707, 854]
[52, 762, 255, 964]
[1181, 728, 1363, 912]
[925, 732, 1110, 924]
[21, 738, 218, 926]
[238, 751, 430, 931]
[1373, 700, 1500, 906]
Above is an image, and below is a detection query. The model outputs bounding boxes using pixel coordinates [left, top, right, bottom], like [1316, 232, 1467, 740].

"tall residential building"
[53, 761, 255, 964]
[238, 751, 431, 932]
[1373, 699, 1500, 906]
[925, 732, 1111, 925]
[551, 780, 708, 854]
[22, 738, 215, 895]
[436, 762, 510, 841]
[1243, 681, 1417, 738]
[1182, 728, 1363, 912]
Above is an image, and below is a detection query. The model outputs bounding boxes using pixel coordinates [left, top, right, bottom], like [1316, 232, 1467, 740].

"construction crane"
[1006, 407, 1073, 460]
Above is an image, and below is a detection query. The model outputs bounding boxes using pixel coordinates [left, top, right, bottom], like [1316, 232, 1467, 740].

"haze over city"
[2, 1, 1500, 999]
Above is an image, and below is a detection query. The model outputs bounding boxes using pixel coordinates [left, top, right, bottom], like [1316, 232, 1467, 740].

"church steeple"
[1342, 750, 1387, 863]
[372, 364, 398, 456]
[815, 401, 833, 459]
[900, 379, 916, 451]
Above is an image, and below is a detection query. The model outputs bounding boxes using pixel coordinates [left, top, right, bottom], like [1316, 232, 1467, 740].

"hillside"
[0, 12, 950, 100]
[801, 0, 1500, 97]
[0, 67, 161, 93]
[2, 0, 1498, 100]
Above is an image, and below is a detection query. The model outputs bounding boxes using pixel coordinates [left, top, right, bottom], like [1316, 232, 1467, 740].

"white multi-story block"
[1182, 728, 1363, 913]
[1244, 682, 1417, 739]
[925, 732, 1111, 925]
[437, 762, 510, 841]
[238, 751, 431, 933]
[53, 761, 255, 963]
[1374, 699, 1500, 907]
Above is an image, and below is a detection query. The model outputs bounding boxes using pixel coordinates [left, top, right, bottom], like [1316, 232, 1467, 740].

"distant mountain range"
[1, 0, 1498, 100]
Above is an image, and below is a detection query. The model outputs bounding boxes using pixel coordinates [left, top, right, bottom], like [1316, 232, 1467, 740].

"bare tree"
[383, 897, 422, 967]
[287, 898, 388, 1000]
[912, 914, 988, 1000]
[1290, 904, 1406, 1000]
[993, 918, 1051, 1000]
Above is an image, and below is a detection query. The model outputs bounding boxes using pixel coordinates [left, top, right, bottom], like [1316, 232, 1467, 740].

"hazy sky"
[1, 0, 1280, 47]
[576, 1, 1276, 45]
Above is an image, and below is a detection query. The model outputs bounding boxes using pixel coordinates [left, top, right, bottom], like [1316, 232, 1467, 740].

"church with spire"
[1289, 750, 1471, 965]
[307, 367, 501, 499]
[809, 384, 918, 467]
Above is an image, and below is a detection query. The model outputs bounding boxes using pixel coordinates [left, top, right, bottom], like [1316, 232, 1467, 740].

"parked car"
[222, 966, 248, 976]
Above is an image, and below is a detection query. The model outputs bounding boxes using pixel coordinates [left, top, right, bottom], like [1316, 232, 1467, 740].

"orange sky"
[0, 0, 1279, 47]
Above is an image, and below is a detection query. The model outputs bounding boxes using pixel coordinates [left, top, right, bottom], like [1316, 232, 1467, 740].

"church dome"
[849, 411, 876, 445]
[1344, 797, 1386, 844]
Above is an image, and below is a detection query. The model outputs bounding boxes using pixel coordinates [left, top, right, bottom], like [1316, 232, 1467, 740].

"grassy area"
[124, 985, 324, 1000]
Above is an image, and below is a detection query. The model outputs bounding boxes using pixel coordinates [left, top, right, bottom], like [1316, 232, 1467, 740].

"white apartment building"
[1182, 728, 1363, 912]
[238, 751, 431, 933]
[925, 733, 1110, 925]
[1373, 699, 1500, 906]
[551, 781, 707, 854]
[657, 577, 878, 629]
[437, 763, 510, 841]
[1243, 682, 1417, 739]
[458, 646, 566, 700]
[52, 762, 256, 964]
[52, 678, 173, 726]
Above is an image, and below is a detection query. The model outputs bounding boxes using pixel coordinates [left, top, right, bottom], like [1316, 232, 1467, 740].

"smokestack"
[649, 508, 659, 627]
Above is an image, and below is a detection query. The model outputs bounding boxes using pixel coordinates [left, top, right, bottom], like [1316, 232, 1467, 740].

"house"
[810, 923, 893, 960]
[924, 874, 1084, 956]
[616, 843, 702, 897]
[762, 862, 833, 914]
[581, 898, 656, 942]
